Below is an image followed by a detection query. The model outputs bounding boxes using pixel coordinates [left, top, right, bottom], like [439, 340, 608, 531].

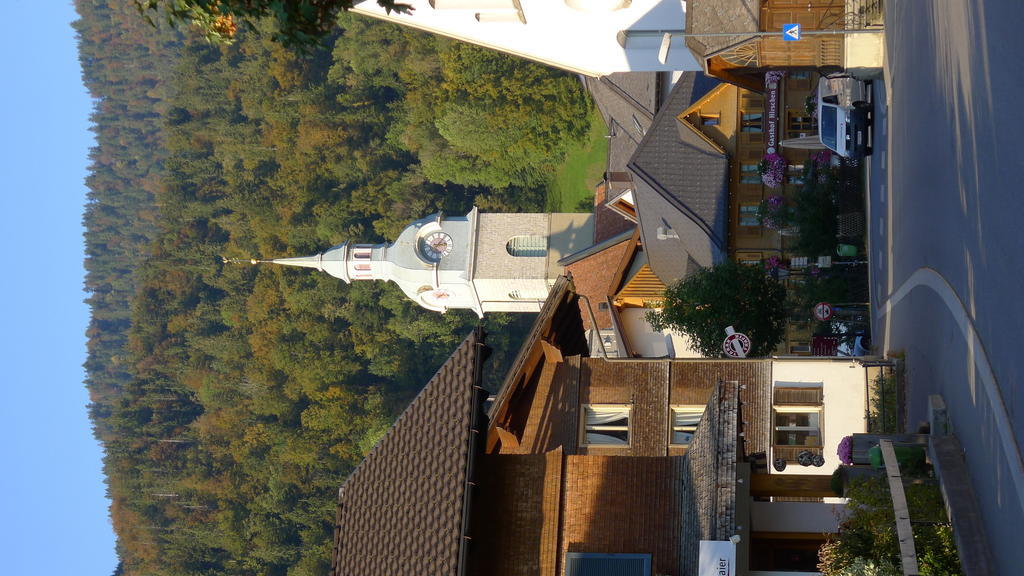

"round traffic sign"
[813, 301, 834, 321]
[723, 331, 752, 358]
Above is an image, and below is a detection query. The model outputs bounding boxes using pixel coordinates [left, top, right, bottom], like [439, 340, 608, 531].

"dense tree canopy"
[646, 261, 787, 358]
[134, 0, 412, 46]
[78, 2, 594, 574]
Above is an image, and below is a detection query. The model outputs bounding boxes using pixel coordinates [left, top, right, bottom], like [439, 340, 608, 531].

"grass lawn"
[546, 107, 608, 212]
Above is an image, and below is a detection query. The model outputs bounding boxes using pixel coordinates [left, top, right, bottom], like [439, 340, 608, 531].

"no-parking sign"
[813, 302, 834, 321]
[722, 326, 751, 358]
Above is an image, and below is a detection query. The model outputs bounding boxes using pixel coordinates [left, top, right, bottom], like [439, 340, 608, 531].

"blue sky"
[0, 2, 117, 574]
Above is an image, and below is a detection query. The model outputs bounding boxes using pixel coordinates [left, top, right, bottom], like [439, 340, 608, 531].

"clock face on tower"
[419, 231, 454, 262]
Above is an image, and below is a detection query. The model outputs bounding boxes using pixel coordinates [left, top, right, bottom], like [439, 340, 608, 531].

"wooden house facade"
[685, 0, 848, 91]
[330, 278, 881, 576]
[675, 76, 825, 355]
[597, 71, 825, 355]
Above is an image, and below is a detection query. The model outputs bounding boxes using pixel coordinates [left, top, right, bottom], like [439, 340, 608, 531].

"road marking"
[879, 217, 885, 232]
[879, 267, 1024, 515]
[877, 249, 883, 268]
[880, 184, 886, 203]
[881, 152, 887, 170]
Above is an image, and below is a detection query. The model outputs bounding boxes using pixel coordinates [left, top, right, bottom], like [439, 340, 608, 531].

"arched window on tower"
[506, 235, 547, 257]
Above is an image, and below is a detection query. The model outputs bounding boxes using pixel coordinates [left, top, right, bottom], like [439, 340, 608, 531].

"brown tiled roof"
[668, 359, 773, 458]
[592, 183, 637, 245]
[561, 455, 685, 576]
[684, 0, 759, 63]
[564, 235, 632, 331]
[332, 330, 485, 576]
[467, 450, 565, 576]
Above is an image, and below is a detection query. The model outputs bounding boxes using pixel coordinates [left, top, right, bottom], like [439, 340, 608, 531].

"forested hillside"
[76, 2, 594, 574]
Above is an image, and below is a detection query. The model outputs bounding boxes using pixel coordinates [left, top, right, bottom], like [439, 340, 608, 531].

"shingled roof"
[332, 329, 486, 576]
[585, 72, 659, 174]
[679, 380, 740, 576]
[684, 0, 760, 63]
[627, 72, 730, 285]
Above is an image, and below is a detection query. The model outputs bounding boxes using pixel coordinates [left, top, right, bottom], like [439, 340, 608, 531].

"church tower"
[247, 208, 593, 317]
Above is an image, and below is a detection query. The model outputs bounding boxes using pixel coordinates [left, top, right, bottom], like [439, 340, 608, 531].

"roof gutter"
[457, 326, 489, 576]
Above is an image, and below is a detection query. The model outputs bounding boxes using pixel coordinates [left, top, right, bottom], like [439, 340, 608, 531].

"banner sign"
[765, 71, 786, 154]
[699, 540, 736, 576]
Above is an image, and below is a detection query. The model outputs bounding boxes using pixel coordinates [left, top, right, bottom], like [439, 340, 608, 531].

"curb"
[929, 434, 994, 576]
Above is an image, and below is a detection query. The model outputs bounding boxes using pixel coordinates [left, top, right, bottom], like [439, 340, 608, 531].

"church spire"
[223, 255, 325, 270]
[220, 207, 580, 317]
[223, 243, 356, 283]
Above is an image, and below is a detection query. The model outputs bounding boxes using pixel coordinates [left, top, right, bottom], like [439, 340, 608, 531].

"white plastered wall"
[770, 359, 869, 476]
[619, 307, 701, 358]
[751, 501, 849, 534]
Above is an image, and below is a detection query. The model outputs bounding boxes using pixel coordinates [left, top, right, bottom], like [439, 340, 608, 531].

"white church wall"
[481, 300, 545, 313]
[473, 213, 550, 281]
[351, 0, 700, 76]
[472, 277, 551, 303]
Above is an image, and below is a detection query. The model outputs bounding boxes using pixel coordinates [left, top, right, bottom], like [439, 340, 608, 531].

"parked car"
[817, 74, 873, 159]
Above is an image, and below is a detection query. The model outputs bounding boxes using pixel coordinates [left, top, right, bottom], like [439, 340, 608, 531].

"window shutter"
[506, 235, 547, 257]
[774, 386, 823, 405]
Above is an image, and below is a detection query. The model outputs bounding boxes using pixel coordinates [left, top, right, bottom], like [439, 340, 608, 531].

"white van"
[817, 74, 872, 159]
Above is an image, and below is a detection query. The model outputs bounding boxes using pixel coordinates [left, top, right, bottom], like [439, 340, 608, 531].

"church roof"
[331, 329, 486, 576]
[260, 243, 351, 282]
[627, 72, 730, 285]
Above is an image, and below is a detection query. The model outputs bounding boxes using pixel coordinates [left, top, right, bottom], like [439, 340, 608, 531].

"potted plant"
[759, 153, 786, 188]
[813, 150, 836, 182]
[763, 256, 787, 279]
[756, 194, 794, 231]
[837, 435, 854, 465]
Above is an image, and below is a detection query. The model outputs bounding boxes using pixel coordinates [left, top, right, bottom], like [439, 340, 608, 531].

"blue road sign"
[783, 23, 801, 41]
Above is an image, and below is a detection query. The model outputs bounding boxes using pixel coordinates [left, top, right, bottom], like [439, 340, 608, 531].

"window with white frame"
[670, 405, 704, 446]
[772, 385, 824, 464]
[773, 406, 822, 447]
[581, 404, 631, 446]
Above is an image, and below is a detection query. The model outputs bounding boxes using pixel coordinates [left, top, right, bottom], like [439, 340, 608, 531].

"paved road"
[870, 1, 1024, 572]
